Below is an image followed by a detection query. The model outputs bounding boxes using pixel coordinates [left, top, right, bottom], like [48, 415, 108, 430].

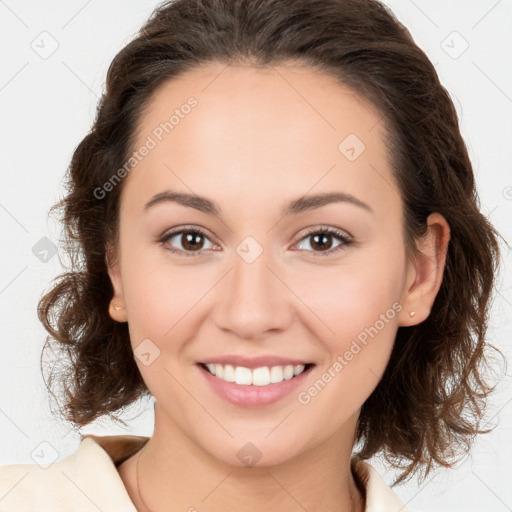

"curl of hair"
[38, 0, 503, 483]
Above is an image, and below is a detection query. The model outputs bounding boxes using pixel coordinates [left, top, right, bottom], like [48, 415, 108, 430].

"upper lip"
[200, 355, 313, 369]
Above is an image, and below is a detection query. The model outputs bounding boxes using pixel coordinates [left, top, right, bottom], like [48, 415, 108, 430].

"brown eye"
[159, 227, 216, 257]
[178, 231, 205, 251]
[295, 226, 353, 256]
[309, 233, 334, 251]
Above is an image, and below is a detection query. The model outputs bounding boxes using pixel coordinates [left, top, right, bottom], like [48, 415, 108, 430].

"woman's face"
[108, 62, 425, 466]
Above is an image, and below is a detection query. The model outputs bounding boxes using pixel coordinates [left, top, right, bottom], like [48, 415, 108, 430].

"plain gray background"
[1, 1, 511, 511]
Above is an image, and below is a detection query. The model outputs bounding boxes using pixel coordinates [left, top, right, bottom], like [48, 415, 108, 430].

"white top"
[0, 434, 410, 511]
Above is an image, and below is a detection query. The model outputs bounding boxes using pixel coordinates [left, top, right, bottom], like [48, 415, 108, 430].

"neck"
[124, 405, 365, 512]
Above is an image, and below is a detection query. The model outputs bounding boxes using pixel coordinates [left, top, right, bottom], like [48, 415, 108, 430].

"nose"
[211, 245, 294, 340]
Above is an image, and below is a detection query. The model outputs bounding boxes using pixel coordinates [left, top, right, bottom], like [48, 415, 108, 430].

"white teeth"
[294, 364, 305, 375]
[223, 364, 236, 382]
[283, 365, 294, 380]
[215, 363, 224, 379]
[252, 367, 270, 386]
[269, 365, 283, 383]
[235, 366, 252, 385]
[203, 363, 308, 386]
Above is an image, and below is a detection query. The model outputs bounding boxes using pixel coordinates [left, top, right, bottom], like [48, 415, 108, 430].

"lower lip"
[197, 364, 314, 407]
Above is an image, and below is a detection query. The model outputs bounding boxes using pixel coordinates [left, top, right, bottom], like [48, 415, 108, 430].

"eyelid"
[296, 224, 353, 242]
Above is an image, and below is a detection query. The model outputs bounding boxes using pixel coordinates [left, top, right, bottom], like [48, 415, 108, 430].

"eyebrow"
[144, 190, 373, 217]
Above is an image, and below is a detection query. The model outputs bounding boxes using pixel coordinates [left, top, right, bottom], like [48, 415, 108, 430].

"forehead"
[125, 62, 400, 219]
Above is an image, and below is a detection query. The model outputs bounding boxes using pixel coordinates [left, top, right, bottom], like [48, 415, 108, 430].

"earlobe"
[399, 213, 451, 326]
[109, 299, 127, 322]
[105, 244, 128, 323]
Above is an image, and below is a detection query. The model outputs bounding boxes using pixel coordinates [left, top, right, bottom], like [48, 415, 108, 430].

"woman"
[0, 0, 502, 510]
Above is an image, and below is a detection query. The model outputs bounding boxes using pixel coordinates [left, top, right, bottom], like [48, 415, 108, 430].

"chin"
[202, 434, 304, 469]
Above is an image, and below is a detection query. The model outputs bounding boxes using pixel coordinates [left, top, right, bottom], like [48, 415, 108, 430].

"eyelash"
[157, 225, 354, 258]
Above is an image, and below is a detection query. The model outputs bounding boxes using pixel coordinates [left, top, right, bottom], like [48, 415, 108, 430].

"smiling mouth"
[199, 362, 315, 386]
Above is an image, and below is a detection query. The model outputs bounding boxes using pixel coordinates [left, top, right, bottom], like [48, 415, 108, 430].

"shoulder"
[0, 435, 147, 511]
[352, 459, 412, 512]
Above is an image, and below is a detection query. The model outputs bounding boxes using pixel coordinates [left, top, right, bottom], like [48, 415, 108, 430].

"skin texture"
[107, 62, 450, 512]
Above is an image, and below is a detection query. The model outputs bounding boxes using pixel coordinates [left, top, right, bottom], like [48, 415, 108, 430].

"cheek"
[293, 267, 401, 422]
[291, 253, 404, 401]
[295, 259, 403, 344]
[120, 242, 204, 334]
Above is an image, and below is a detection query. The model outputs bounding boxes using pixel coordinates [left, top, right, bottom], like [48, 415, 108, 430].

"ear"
[398, 213, 451, 326]
[105, 242, 128, 323]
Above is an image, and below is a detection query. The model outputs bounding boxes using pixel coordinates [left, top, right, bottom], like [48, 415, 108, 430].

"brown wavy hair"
[38, 0, 503, 484]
